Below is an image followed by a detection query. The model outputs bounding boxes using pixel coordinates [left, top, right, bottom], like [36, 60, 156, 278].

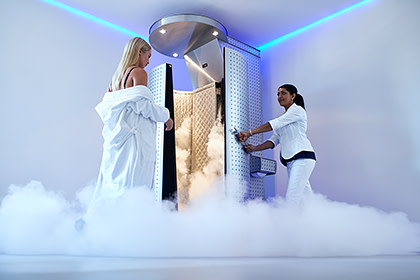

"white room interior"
[1, 0, 418, 220]
[1, 0, 419, 278]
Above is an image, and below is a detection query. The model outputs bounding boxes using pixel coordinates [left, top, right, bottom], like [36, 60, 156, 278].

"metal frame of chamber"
[148, 15, 276, 203]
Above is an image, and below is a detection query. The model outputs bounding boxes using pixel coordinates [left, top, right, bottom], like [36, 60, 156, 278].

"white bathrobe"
[94, 85, 169, 198]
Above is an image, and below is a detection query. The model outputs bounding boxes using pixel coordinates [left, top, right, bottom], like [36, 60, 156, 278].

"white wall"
[0, 0, 192, 198]
[1, 0, 419, 222]
[261, 0, 420, 221]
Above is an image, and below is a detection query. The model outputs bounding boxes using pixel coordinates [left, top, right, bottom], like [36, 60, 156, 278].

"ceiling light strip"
[42, 0, 374, 52]
[41, 0, 147, 40]
[257, 0, 375, 51]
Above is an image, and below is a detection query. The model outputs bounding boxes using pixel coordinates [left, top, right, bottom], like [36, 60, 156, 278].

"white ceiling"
[60, 0, 364, 48]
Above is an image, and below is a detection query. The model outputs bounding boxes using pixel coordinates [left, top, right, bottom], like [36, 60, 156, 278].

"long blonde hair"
[110, 37, 151, 91]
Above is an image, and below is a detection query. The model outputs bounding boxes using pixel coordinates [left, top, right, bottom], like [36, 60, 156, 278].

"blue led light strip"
[257, 0, 375, 51]
[42, 0, 147, 40]
[43, 0, 373, 51]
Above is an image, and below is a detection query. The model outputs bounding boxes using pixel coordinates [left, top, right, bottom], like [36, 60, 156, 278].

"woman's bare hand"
[165, 118, 173, 131]
[244, 144, 257, 153]
[237, 131, 250, 142]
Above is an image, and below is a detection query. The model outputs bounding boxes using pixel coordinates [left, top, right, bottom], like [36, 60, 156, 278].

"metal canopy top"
[149, 14, 228, 58]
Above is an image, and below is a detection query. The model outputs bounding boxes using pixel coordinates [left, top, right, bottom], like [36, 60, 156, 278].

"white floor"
[0, 255, 420, 280]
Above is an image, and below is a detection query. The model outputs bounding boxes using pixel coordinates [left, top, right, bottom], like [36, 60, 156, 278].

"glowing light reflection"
[42, 0, 375, 52]
[184, 55, 216, 82]
[257, 0, 375, 51]
[42, 0, 146, 40]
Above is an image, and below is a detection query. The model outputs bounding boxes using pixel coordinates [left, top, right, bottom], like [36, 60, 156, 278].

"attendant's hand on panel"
[243, 144, 257, 153]
[237, 131, 250, 142]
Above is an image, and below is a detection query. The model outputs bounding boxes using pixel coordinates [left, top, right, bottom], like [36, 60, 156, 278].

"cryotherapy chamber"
[147, 14, 276, 206]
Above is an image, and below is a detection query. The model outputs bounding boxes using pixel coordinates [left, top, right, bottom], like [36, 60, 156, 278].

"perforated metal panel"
[224, 48, 249, 201]
[250, 155, 277, 176]
[227, 36, 261, 57]
[148, 64, 167, 201]
[220, 39, 265, 200]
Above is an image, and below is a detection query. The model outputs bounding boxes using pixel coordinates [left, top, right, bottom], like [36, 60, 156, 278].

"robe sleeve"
[130, 99, 170, 123]
[268, 105, 304, 131]
[267, 131, 280, 147]
[267, 105, 305, 147]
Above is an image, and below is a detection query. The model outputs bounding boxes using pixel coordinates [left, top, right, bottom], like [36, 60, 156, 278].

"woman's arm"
[237, 122, 273, 142]
[244, 141, 275, 153]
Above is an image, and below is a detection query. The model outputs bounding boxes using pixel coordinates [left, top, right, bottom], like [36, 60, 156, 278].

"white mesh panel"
[173, 83, 222, 205]
[191, 83, 218, 173]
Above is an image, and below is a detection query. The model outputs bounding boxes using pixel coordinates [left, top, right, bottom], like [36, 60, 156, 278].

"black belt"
[281, 151, 316, 166]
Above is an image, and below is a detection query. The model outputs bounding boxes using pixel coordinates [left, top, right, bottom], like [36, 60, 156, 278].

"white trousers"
[285, 158, 316, 203]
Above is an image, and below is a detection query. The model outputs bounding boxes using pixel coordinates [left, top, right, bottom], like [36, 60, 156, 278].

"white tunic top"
[94, 85, 169, 197]
[268, 103, 314, 160]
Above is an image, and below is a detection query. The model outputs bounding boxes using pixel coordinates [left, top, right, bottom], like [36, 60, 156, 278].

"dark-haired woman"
[237, 84, 316, 203]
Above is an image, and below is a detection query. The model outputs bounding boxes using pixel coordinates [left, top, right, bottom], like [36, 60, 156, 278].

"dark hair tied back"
[279, 84, 305, 110]
[294, 93, 305, 110]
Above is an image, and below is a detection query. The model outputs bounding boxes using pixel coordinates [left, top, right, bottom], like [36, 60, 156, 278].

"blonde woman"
[95, 37, 173, 197]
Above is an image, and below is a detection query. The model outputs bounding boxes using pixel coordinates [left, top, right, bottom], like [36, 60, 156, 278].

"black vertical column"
[162, 64, 177, 202]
